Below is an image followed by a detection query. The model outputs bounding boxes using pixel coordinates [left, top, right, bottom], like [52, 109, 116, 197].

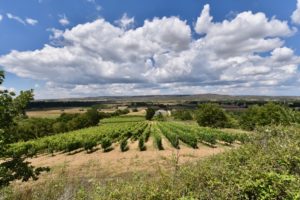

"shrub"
[119, 139, 128, 152]
[218, 133, 236, 145]
[101, 138, 112, 152]
[83, 139, 97, 153]
[199, 132, 217, 146]
[66, 140, 82, 153]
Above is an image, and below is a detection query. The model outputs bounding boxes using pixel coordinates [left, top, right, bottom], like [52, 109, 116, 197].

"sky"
[0, 0, 300, 99]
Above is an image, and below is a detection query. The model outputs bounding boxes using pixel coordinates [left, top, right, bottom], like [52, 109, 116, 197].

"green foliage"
[101, 116, 145, 123]
[8, 121, 147, 156]
[83, 138, 97, 153]
[196, 103, 229, 128]
[240, 172, 300, 199]
[5, 126, 300, 199]
[85, 108, 101, 126]
[101, 137, 112, 152]
[66, 140, 82, 153]
[218, 132, 236, 145]
[145, 108, 155, 120]
[0, 70, 48, 188]
[120, 138, 129, 152]
[172, 110, 193, 121]
[138, 137, 146, 151]
[158, 122, 198, 148]
[8, 108, 102, 143]
[158, 123, 179, 149]
[151, 125, 163, 150]
[142, 125, 151, 142]
[240, 103, 298, 130]
[153, 112, 166, 121]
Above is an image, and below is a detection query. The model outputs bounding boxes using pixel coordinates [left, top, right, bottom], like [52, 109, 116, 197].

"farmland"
[7, 116, 247, 157]
[1, 98, 299, 200]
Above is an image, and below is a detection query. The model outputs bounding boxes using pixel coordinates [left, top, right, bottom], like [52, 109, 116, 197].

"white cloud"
[0, 15, 3, 22]
[6, 13, 38, 26]
[7, 13, 26, 25]
[194, 4, 212, 34]
[115, 13, 134, 30]
[59, 15, 70, 26]
[26, 18, 38, 26]
[292, 0, 300, 24]
[0, 4, 299, 98]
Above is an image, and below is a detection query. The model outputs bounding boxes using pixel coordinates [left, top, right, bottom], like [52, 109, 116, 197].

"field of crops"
[7, 117, 249, 157]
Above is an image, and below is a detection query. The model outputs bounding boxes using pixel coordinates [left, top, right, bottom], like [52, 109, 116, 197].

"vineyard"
[7, 117, 249, 157]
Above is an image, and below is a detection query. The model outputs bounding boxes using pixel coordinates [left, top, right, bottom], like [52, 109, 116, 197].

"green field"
[8, 117, 248, 157]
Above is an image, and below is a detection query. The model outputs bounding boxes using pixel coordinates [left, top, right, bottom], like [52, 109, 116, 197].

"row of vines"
[7, 120, 249, 157]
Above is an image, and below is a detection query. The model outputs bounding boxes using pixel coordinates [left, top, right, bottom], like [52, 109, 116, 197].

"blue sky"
[0, 0, 300, 99]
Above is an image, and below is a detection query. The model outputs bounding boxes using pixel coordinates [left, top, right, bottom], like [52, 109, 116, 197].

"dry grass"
[24, 140, 236, 184]
[26, 108, 87, 118]
[126, 109, 146, 116]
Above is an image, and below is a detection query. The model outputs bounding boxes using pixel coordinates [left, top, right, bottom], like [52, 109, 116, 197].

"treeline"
[172, 102, 300, 130]
[8, 108, 130, 143]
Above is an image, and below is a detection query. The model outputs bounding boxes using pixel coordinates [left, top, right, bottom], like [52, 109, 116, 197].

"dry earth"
[27, 138, 237, 181]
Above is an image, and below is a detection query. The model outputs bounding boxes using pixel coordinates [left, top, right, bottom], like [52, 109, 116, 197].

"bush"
[83, 139, 97, 153]
[119, 139, 128, 152]
[196, 103, 229, 128]
[101, 138, 112, 152]
[66, 140, 82, 153]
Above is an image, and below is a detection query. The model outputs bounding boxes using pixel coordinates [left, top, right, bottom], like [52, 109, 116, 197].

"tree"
[172, 110, 193, 120]
[0, 71, 48, 188]
[240, 103, 296, 130]
[145, 108, 155, 120]
[196, 103, 229, 128]
[85, 107, 100, 126]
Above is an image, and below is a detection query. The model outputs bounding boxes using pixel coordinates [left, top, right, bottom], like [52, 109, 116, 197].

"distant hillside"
[35, 93, 300, 103]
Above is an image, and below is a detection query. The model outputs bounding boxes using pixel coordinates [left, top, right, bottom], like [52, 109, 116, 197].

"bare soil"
[28, 140, 236, 179]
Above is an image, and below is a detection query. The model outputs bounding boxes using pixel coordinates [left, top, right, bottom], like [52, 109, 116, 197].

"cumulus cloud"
[59, 14, 70, 26]
[0, 4, 299, 98]
[292, 0, 300, 24]
[194, 4, 212, 34]
[6, 13, 38, 26]
[0, 15, 3, 22]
